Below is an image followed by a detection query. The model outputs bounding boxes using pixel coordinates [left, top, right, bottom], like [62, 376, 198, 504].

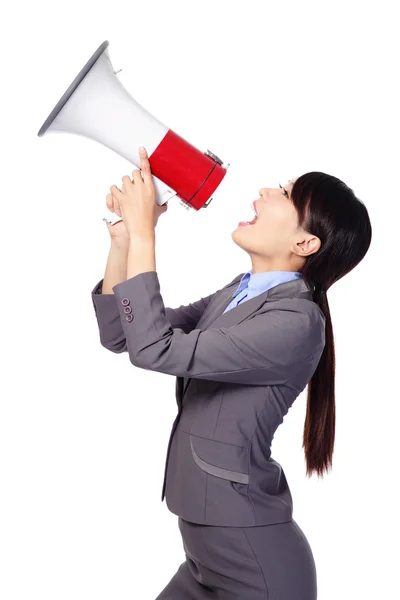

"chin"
[231, 228, 250, 251]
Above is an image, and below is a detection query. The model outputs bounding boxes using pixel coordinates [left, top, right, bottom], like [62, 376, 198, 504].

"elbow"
[128, 345, 169, 372]
[127, 336, 175, 371]
[100, 339, 127, 354]
[128, 349, 149, 368]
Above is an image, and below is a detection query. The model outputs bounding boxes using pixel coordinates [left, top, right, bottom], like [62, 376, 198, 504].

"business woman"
[91, 147, 372, 599]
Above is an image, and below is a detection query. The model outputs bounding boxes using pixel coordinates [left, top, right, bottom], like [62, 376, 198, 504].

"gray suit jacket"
[91, 271, 326, 526]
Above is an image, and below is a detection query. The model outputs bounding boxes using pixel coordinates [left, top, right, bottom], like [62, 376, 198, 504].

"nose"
[259, 187, 275, 196]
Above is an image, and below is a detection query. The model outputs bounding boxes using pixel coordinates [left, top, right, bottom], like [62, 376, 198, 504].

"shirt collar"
[233, 269, 302, 298]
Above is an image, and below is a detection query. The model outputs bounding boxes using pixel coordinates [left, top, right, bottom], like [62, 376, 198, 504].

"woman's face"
[231, 177, 320, 272]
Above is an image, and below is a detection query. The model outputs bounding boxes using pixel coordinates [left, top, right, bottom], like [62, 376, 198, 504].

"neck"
[250, 255, 304, 274]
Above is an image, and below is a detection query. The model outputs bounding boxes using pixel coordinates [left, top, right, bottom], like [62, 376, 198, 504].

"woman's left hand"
[110, 146, 164, 239]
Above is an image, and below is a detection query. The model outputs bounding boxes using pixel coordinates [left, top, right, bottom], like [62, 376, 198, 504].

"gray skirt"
[155, 517, 318, 599]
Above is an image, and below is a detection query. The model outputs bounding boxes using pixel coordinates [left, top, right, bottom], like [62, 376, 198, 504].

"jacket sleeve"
[110, 271, 324, 385]
[91, 273, 238, 353]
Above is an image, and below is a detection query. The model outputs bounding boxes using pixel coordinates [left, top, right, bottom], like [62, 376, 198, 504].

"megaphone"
[37, 40, 230, 212]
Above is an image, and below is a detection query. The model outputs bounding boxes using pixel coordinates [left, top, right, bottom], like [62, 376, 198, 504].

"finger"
[132, 169, 143, 185]
[109, 192, 121, 215]
[139, 146, 152, 185]
[113, 194, 121, 215]
[121, 175, 132, 191]
[106, 193, 120, 214]
[110, 184, 124, 202]
[106, 193, 114, 211]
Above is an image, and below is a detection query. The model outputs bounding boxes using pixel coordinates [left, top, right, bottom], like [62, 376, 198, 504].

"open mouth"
[238, 217, 257, 227]
[238, 203, 258, 227]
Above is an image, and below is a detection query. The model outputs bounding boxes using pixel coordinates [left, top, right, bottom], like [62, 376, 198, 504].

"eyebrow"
[259, 180, 294, 197]
[287, 179, 296, 193]
[286, 179, 295, 198]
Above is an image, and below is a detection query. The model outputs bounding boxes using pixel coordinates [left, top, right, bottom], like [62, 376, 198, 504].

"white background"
[1, 1, 398, 598]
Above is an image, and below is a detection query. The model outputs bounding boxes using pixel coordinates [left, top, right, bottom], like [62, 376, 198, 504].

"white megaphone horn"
[37, 40, 230, 212]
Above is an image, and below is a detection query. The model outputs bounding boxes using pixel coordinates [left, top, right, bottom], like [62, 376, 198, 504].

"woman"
[91, 148, 372, 599]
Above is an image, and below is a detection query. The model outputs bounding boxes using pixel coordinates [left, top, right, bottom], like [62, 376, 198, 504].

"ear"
[294, 235, 321, 257]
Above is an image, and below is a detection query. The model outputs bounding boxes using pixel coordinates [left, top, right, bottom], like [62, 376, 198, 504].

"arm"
[91, 242, 237, 352]
[92, 279, 220, 353]
[111, 271, 325, 385]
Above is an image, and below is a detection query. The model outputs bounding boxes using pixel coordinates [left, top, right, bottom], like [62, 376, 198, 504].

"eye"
[279, 182, 289, 198]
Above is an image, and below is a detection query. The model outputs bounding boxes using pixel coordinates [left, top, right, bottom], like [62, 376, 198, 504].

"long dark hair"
[291, 172, 372, 478]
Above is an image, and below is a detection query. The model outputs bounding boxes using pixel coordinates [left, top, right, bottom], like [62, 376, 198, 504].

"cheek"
[275, 203, 292, 224]
[259, 204, 289, 231]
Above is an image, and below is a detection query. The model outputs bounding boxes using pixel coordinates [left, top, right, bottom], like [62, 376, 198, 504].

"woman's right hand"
[105, 192, 168, 245]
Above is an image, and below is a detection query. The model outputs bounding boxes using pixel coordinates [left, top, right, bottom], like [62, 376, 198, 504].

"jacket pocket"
[189, 434, 249, 484]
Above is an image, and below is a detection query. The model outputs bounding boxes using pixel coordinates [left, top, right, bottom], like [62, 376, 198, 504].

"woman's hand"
[105, 148, 168, 245]
[109, 146, 167, 240]
[105, 195, 168, 245]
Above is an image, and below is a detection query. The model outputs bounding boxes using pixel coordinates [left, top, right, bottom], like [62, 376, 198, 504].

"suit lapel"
[180, 274, 315, 400]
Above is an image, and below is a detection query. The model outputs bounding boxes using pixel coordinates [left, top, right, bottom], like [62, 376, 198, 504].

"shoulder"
[257, 297, 326, 349]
